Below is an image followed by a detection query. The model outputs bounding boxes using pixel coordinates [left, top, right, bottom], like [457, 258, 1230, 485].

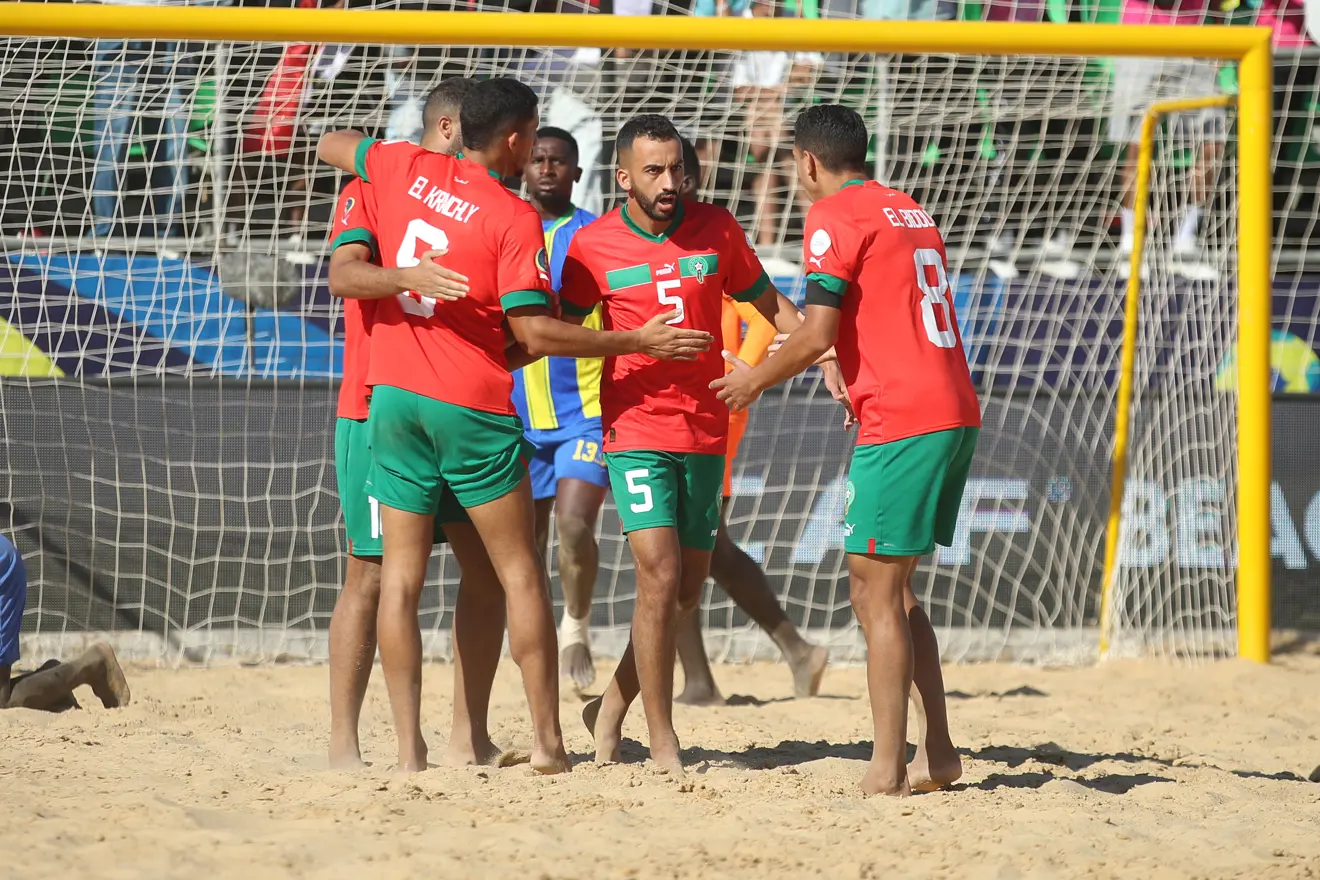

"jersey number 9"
[396, 218, 450, 319]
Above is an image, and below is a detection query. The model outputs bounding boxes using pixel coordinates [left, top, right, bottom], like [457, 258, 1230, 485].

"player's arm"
[316, 130, 368, 176]
[329, 245, 470, 302]
[501, 226, 713, 360]
[507, 307, 711, 360]
[712, 301, 842, 411]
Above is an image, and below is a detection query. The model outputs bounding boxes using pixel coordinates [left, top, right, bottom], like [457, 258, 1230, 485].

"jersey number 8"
[396, 218, 450, 319]
[913, 247, 957, 349]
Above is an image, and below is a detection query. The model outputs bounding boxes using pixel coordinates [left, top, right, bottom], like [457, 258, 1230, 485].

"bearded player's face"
[509, 117, 540, 176]
[621, 136, 683, 222]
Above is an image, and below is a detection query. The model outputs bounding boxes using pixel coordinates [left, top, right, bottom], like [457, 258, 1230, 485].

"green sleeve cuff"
[560, 300, 595, 318]
[500, 289, 552, 311]
[731, 270, 770, 303]
[354, 137, 379, 182]
[806, 272, 849, 297]
[330, 227, 378, 258]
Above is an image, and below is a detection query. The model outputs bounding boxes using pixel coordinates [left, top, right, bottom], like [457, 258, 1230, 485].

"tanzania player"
[713, 104, 979, 796]
[327, 78, 515, 770]
[669, 136, 829, 706]
[512, 127, 607, 691]
[564, 115, 809, 775]
[317, 79, 712, 773]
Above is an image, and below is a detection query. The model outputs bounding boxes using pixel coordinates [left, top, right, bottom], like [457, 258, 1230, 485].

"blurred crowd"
[2, 0, 1318, 273]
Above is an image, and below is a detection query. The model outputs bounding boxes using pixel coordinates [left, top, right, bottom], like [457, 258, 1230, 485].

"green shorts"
[605, 450, 724, 551]
[845, 426, 979, 557]
[367, 385, 532, 514]
[335, 417, 464, 556]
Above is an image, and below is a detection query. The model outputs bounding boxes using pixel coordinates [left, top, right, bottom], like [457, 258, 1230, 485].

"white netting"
[0, 10, 1313, 665]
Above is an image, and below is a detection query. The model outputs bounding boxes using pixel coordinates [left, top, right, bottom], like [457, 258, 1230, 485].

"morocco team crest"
[844, 480, 856, 517]
[692, 256, 708, 284]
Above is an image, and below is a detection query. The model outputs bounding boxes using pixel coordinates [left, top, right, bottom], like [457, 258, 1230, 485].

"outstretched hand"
[820, 359, 856, 430]
[710, 350, 762, 411]
[637, 310, 714, 360]
[400, 249, 470, 302]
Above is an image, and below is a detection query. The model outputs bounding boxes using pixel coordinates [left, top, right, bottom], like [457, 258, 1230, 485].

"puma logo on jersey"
[407, 176, 481, 223]
[454, 177, 469, 185]
[656, 262, 676, 276]
[808, 256, 826, 268]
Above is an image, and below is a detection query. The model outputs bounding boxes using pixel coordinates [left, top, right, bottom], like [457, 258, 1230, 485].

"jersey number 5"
[913, 248, 957, 349]
[396, 218, 450, 318]
[656, 280, 684, 324]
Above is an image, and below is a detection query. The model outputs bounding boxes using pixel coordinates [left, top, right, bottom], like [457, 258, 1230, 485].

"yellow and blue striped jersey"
[511, 207, 601, 439]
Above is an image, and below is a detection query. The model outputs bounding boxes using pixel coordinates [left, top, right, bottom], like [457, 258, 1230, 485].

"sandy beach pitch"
[4, 654, 1319, 879]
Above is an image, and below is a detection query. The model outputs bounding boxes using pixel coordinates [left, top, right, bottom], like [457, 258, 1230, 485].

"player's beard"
[633, 188, 679, 223]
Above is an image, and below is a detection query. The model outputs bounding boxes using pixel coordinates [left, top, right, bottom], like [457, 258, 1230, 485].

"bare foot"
[649, 736, 685, 778]
[328, 739, 366, 770]
[396, 740, 428, 773]
[444, 736, 504, 768]
[790, 644, 829, 699]
[530, 740, 571, 775]
[907, 745, 963, 792]
[560, 643, 596, 691]
[674, 683, 725, 707]
[860, 762, 912, 797]
[582, 697, 621, 763]
[89, 643, 131, 708]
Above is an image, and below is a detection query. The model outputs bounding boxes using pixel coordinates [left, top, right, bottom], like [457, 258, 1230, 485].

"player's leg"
[587, 452, 687, 771]
[906, 427, 978, 791]
[434, 402, 567, 774]
[442, 511, 512, 768]
[674, 603, 721, 706]
[4, 643, 130, 711]
[849, 551, 914, 797]
[367, 386, 445, 772]
[328, 416, 383, 768]
[551, 431, 608, 690]
[328, 554, 381, 767]
[845, 432, 968, 795]
[709, 501, 829, 698]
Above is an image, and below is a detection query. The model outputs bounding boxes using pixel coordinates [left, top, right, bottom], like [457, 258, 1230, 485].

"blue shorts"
[0, 534, 28, 667]
[526, 421, 610, 501]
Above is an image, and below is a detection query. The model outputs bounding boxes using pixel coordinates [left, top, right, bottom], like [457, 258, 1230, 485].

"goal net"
[0, 7, 1285, 665]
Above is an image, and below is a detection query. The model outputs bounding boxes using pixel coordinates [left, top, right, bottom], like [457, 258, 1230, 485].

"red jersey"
[356, 139, 552, 415]
[330, 179, 379, 421]
[803, 180, 981, 445]
[559, 201, 769, 455]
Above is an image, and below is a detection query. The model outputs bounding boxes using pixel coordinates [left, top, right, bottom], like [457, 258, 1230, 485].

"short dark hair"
[459, 77, 539, 151]
[422, 77, 475, 133]
[678, 135, 701, 185]
[794, 104, 869, 174]
[536, 126, 579, 162]
[616, 113, 681, 158]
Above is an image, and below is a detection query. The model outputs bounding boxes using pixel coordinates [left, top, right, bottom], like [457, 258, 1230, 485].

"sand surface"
[4, 655, 1320, 879]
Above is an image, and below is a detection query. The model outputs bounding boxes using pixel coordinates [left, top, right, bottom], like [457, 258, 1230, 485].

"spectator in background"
[725, 0, 822, 247]
[1111, 0, 1225, 281]
[88, 0, 231, 242]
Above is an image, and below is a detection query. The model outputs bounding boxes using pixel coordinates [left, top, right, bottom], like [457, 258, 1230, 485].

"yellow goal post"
[0, 4, 1275, 663]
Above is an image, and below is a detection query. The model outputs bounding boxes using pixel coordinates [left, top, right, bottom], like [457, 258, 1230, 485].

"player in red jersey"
[317, 80, 712, 773]
[714, 104, 981, 796]
[669, 136, 829, 707]
[562, 115, 814, 775]
[327, 78, 521, 771]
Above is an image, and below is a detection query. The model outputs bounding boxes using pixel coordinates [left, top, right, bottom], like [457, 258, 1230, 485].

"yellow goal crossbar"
[0, 4, 1276, 662]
